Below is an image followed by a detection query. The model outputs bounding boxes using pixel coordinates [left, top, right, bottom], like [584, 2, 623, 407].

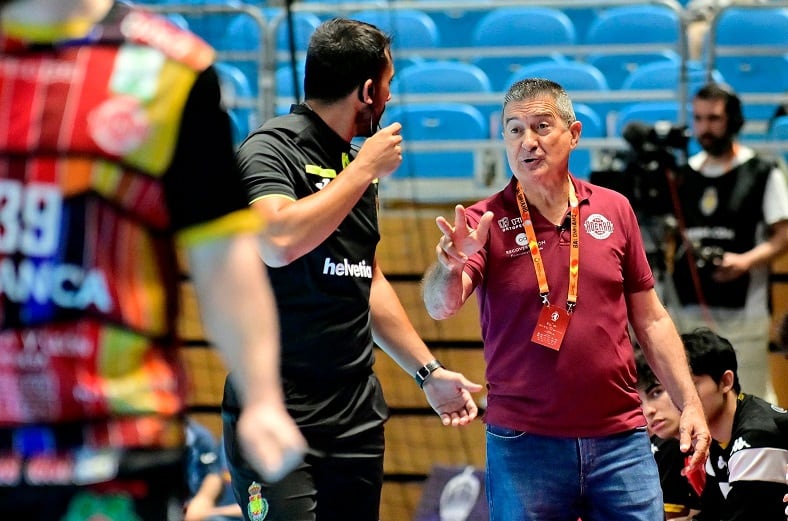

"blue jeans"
[485, 425, 663, 521]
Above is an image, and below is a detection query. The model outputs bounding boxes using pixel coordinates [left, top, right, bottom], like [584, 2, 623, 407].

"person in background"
[635, 347, 704, 520]
[185, 419, 242, 521]
[421, 77, 709, 521]
[0, 0, 305, 519]
[681, 328, 788, 520]
[668, 83, 788, 402]
[221, 17, 482, 521]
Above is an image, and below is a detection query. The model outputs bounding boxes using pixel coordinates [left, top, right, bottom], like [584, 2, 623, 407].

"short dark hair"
[634, 346, 660, 392]
[694, 82, 745, 136]
[304, 17, 391, 103]
[681, 328, 741, 394]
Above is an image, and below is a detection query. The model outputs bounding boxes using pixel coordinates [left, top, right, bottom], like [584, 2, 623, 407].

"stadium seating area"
[133, 1, 787, 519]
[136, 0, 787, 195]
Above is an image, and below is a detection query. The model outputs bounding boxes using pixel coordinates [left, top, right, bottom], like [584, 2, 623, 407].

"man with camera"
[669, 82, 788, 403]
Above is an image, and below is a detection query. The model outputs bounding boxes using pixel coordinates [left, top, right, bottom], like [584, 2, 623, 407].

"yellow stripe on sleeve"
[177, 209, 263, 249]
[249, 193, 297, 205]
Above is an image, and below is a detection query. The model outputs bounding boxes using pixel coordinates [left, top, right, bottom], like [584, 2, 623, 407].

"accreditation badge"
[531, 304, 570, 351]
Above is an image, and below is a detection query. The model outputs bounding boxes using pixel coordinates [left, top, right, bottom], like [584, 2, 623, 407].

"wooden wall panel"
[378, 207, 450, 275]
[380, 482, 424, 521]
[383, 416, 486, 475]
[374, 347, 486, 408]
[181, 347, 228, 407]
[178, 281, 206, 342]
[390, 282, 482, 342]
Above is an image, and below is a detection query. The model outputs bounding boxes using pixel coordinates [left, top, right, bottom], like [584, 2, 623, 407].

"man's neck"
[303, 98, 357, 143]
[519, 175, 571, 226]
[708, 390, 739, 445]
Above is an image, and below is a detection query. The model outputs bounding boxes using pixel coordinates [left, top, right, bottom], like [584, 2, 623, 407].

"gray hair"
[503, 78, 576, 128]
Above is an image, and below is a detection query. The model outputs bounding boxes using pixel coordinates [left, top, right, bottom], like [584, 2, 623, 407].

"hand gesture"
[677, 401, 711, 478]
[354, 122, 403, 181]
[436, 205, 494, 270]
[423, 368, 484, 426]
[236, 400, 307, 483]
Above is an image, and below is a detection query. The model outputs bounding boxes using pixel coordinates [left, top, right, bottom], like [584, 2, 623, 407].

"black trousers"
[223, 409, 385, 521]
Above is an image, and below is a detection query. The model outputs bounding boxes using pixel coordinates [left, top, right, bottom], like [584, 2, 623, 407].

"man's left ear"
[720, 369, 736, 393]
[570, 120, 582, 148]
[358, 79, 374, 105]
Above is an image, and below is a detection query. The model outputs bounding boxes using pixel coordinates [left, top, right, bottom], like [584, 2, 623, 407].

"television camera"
[591, 120, 691, 217]
[590, 120, 692, 275]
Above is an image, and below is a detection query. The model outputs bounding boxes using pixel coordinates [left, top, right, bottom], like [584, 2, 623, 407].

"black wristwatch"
[414, 360, 444, 389]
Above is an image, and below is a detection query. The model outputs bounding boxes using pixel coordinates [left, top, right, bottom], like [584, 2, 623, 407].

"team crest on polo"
[700, 186, 718, 216]
[247, 481, 269, 520]
[583, 213, 614, 239]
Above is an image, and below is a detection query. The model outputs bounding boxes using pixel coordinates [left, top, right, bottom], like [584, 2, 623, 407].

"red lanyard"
[515, 178, 580, 313]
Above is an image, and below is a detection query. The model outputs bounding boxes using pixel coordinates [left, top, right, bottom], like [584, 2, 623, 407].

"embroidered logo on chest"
[583, 213, 614, 240]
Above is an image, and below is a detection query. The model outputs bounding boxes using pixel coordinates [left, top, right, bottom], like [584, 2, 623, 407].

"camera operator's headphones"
[697, 82, 745, 136]
[723, 86, 745, 136]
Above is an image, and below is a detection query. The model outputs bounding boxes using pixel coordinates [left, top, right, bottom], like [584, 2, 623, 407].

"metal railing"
[138, 0, 788, 202]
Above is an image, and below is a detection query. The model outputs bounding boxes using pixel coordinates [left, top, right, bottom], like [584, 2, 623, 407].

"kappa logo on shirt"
[729, 436, 751, 454]
[583, 213, 614, 240]
[770, 404, 787, 414]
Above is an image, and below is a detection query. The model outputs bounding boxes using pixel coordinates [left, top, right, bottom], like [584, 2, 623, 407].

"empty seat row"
[140, 2, 787, 124]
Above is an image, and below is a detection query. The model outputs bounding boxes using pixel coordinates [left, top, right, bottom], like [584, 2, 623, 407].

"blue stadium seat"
[505, 60, 612, 131]
[383, 103, 488, 179]
[214, 62, 258, 145]
[274, 10, 321, 55]
[768, 115, 788, 165]
[185, 11, 248, 49]
[620, 60, 725, 98]
[585, 4, 682, 89]
[260, 8, 321, 60]
[771, 115, 788, 141]
[391, 61, 495, 129]
[428, 0, 492, 49]
[391, 61, 491, 95]
[614, 101, 681, 138]
[561, 6, 601, 44]
[351, 9, 440, 70]
[164, 13, 189, 30]
[471, 7, 576, 91]
[506, 59, 608, 92]
[711, 7, 788, 124]
[589, 51, 681, 93]
[275, 60, 306, 115]
[211, 12, 268, 96]
[216, 9, 319, 95]
[295, 0, 385, 19]
[572, 103, 605, 179]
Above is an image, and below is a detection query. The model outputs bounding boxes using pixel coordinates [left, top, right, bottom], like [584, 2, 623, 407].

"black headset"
[722, 86, 744, 136]
[696, 82, 745, 136]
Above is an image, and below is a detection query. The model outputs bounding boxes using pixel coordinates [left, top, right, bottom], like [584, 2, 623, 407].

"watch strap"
[414, 359, 444, 389]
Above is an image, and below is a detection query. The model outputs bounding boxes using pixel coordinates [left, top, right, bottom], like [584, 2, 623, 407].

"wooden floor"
[178, 201, 788, 520]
